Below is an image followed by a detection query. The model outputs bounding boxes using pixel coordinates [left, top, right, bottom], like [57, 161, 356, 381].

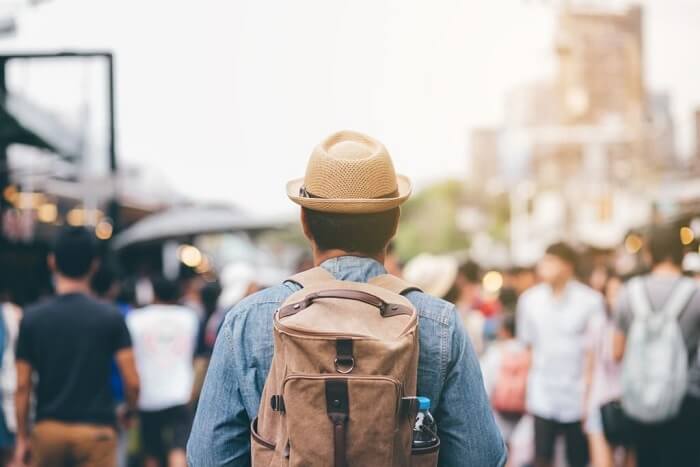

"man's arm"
[187, 310, 251, 467]
[434, 310, 507, 467]
[14, 360, 32, 464]
[612, 330, 627, 362]
[115, 348, 140, 411]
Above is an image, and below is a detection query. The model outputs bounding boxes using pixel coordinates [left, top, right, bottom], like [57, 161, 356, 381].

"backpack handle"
[278, 289, 413, 318]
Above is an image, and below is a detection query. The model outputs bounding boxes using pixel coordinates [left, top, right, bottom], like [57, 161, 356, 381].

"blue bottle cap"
[416, 396, 431, 411]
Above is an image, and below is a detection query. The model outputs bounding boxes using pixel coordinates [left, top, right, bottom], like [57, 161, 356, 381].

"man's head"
[537, 242, 578, 286]
[498, 313, 516, 340]
[288, 131, 411, 259]
[648, 225, 684, 267]
[152, 276, 181, 304]
[49, 226, 98, 280]
[301, 207, 399, 257]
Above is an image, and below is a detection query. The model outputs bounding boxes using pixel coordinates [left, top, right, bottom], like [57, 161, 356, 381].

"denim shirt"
[187, 256, 506, 467]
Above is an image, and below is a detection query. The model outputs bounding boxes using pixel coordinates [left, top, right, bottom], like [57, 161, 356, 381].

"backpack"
[251, 267, 440, 467]
[490, 345, 529, 416]
[621, 277, 697, 423]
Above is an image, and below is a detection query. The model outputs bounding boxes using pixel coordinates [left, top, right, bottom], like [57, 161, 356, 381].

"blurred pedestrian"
[14, 227, 140, 467]
[191, 280, 223, 407]
[127, 277, 198, 467]
[584, 274, 634, 467]
[682, 251, 700, 284]
[613, 226, 700, 467]
[0, 287, 21, 466]
[480, 314, 529, 451]
[518, 242, 604, 467]
[506, 266, 538, 297]
[403, 254, 489, 353]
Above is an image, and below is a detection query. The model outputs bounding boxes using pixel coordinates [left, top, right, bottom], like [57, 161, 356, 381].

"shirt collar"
[319, 255, 387, 282]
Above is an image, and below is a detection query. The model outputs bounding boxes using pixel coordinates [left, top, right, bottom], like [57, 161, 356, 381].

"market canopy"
[112, 204, 289, 250]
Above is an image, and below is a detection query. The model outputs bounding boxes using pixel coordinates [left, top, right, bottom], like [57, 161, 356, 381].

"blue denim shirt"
[188, 256, 506, 466]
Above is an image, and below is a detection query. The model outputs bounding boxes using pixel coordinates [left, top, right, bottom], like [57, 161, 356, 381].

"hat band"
[299, 186, 399, 200]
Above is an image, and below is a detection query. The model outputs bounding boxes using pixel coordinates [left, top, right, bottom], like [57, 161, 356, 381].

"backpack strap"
[285, 266, 335, 289]
[628, 277, 653, 319]
[662, 278, 697, 321]
[368, 274, 422, 296]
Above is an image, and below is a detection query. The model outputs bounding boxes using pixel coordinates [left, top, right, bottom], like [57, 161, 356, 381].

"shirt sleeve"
[435, 308, 507, 467]
[15, 313, 34, 365]
[112, 312, 132, 352]
[613, 284, 633, 336]
[187, 307, 251, 467]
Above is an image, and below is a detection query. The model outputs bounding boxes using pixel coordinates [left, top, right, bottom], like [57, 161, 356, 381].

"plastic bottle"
[412, 396, 438, 449]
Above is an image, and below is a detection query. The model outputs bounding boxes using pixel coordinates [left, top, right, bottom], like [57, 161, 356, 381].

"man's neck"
[651, 261, 681, 277]
[312, 248, 385, 267]
[54, 275, 91, 296]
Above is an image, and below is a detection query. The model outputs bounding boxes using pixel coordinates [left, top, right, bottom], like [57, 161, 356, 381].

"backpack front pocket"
[281, 374, 403, 467]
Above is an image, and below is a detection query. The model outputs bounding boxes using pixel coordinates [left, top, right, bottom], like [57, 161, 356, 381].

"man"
[613, 226, 700, 467]
[517, 242, 603, 467]
[455, 260, 488, 354]
[188, 130, 506, 466]
[127, 277, 199, 467]
[14, 227, 140, 467]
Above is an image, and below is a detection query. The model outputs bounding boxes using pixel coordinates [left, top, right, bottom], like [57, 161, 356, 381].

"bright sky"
[2, 0, 699, 215]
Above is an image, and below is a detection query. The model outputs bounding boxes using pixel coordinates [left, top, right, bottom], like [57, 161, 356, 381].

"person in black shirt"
[14, 227, 140, 467]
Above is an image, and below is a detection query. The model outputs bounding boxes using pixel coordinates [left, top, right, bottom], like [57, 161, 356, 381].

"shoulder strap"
[628, 277, 653, 319]
[662, 278, 697, 320]
[285, 267, 335, 289]
[368, 274, 422, 296]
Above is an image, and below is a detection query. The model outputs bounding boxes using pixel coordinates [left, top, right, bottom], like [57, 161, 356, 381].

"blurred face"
[537, 254, 572, 286]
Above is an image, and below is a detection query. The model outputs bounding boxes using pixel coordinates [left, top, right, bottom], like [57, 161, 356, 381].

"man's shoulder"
[569, 281, 604, 305]
[404, 290, 456, 327]
[223, 284, 295, 325]
[518, 283, 546, 305]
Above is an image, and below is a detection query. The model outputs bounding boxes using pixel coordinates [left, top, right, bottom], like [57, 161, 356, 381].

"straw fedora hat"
[287, 130, 412, 214]
[403, 254, 459, 299]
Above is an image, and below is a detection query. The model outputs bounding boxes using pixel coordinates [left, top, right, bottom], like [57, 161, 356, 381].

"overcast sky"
[3, 0, 700, 215]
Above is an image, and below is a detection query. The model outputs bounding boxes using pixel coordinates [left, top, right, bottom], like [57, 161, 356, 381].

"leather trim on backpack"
[326, 379, 350, 467]
[250, 417, 276, 450]
[278, 289, 414, 319]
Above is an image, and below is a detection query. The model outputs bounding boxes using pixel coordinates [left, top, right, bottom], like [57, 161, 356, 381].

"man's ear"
[47, 254, 56, 273]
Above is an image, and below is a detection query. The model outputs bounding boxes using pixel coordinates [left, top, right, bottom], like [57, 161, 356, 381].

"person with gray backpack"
[613, 226, 700, 467]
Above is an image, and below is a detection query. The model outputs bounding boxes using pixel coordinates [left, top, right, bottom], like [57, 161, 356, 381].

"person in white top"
[0, 300, 21, 464]
[127, 277, 199, 467]
[517, 242, 605, 467]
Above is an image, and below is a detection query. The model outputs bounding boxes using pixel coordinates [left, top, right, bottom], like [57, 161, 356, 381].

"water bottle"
[412, 396, 438, 449]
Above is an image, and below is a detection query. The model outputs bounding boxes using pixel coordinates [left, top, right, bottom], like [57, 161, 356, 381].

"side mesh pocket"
[410, 436, 440, 467]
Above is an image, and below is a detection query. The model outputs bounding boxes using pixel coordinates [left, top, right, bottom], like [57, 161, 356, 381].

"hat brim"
[286, 175, 412, 214]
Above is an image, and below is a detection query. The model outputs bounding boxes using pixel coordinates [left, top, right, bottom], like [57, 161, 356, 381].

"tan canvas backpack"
[250, 267, 440, 467]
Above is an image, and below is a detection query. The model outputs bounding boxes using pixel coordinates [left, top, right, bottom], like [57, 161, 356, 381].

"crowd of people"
[0, 130, 698, 467]
[397, 228, 700, 467]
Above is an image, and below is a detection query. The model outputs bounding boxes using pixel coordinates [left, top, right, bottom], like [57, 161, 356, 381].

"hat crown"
[303, 131, 399, 200]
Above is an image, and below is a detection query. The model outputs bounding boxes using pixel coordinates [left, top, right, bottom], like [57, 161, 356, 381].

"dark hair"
[200, 281, 222, 317]
[499, 287, 518, 312]
[91, 261, 117, 297]
[152, 276, 181, 303]
[649, 225, 684, 266]
[303, 207, 399, 255]
[458, 261, 481, 284]
[545, 242, 578, 268]
[501, 313, 516, 337]
[52, 227, 96, 278]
